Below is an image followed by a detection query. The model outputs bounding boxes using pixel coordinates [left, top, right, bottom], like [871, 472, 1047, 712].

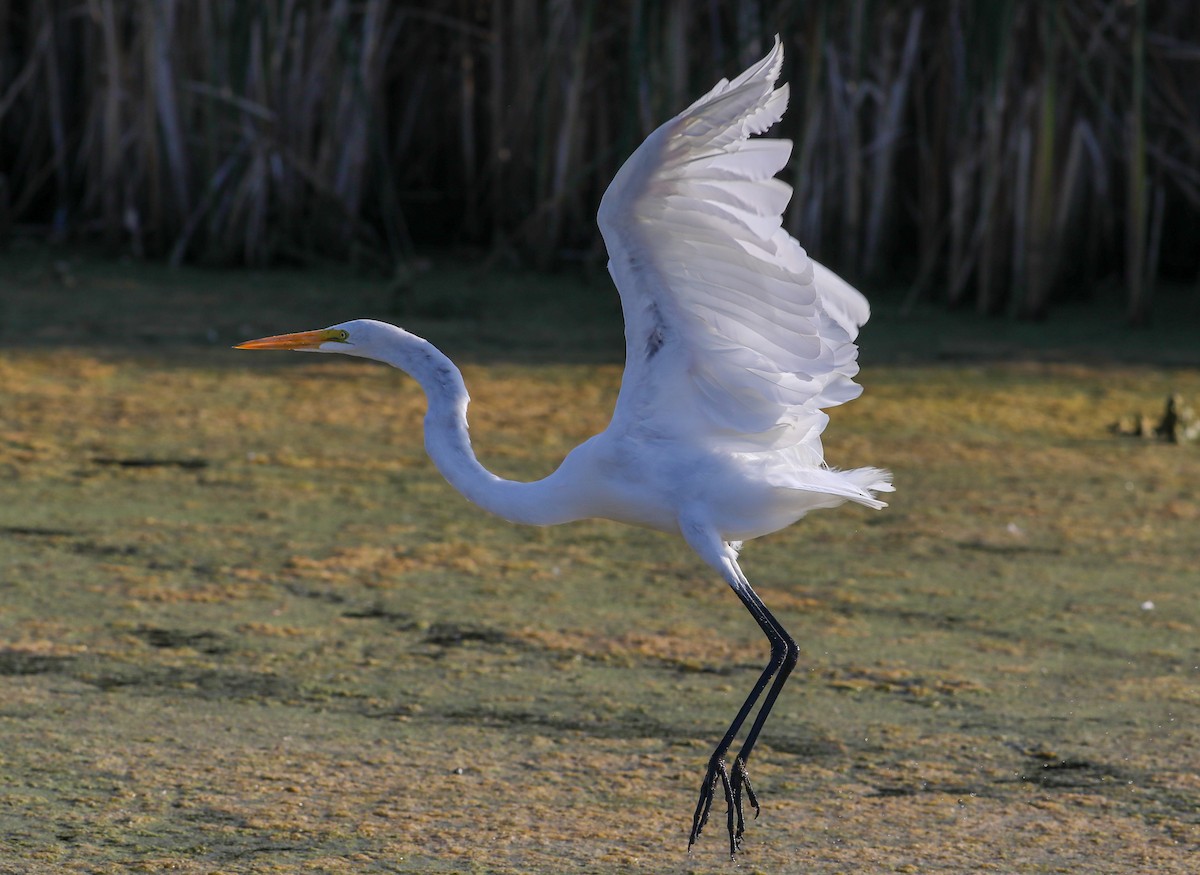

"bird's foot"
[689, 754, 759, 857]
[688, 754, 732, 854]
[730, 756, 760, 850]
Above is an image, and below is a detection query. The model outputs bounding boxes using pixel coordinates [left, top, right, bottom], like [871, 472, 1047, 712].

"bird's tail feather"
[843, 467, 894, 509]
[777, 466, 894, 511]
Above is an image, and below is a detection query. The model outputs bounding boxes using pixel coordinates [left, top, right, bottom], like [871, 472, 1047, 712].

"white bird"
[237, 36, 891, 856]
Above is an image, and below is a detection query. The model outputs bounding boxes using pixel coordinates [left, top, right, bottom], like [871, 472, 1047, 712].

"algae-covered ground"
[0, 252, 1197, 873]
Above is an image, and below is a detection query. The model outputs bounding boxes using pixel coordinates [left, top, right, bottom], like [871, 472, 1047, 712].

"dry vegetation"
[2, 1, 1198, 320]
[0, 256, 1197, 871]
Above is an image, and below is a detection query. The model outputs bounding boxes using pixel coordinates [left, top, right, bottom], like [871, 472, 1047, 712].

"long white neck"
[368, 329, 582, 527]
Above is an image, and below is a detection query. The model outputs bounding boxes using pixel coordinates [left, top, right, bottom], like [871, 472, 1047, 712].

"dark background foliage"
[1, 0, 1198, 321]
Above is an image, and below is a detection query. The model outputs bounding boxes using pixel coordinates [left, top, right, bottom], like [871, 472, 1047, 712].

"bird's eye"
[334, 330, 349, 342]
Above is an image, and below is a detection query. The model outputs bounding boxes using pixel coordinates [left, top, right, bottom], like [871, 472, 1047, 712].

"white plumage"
[602, 41, 874, 448]
[238, 36, 891, 857]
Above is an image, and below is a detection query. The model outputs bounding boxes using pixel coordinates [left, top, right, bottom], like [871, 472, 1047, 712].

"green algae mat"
[0, 258, 1197, 872]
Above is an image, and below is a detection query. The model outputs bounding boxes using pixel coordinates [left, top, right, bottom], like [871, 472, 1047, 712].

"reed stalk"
[1019, 0, 1060, 320]
[1126, 0, 1149, 325]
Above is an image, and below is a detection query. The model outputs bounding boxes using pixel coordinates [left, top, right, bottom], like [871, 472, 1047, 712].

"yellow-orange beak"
[234, 328, 346, 351]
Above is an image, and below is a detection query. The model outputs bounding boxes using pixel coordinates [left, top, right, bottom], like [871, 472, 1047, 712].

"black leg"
[735, 626, 799, 766]
[687, 647, 781, 854]
[688, 575, 793, 855]
[731, 615, 798, 848]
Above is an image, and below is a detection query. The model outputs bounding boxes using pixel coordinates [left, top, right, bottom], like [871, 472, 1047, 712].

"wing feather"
[598, 36, 871, 458]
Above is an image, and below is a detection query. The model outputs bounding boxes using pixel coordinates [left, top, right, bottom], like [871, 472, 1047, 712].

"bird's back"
[551, 426, 888, 545]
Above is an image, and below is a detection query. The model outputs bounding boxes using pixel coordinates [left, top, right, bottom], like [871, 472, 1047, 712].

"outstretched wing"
[598, 37, 870, 462]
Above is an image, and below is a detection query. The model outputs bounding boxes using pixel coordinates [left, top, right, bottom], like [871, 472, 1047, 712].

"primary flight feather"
[238, 36, 891, 857]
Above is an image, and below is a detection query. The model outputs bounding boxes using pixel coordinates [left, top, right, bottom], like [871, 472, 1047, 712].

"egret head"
[235, 319, 409, 358]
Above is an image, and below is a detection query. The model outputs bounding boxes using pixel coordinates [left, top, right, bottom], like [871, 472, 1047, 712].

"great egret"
[237, 36, 891, 857]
